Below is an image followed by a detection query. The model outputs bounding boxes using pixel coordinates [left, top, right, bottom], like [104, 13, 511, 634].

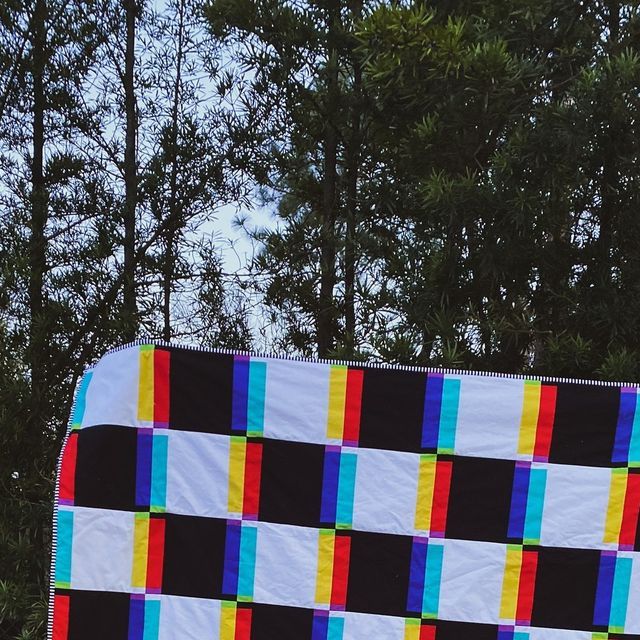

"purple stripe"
[312, 612, 329, 640]
[613, 391, 636, 463]
[232, 356, 250, 432]
[320, 449, 341, 525]
[222, 521, 242, 596]
[128, 596, 145, 640]
[594, 552, 616, 627]
[135, 430, 153, 507]
[422, 374, 444, 449]
[508, 463, 531, 540]
[407, 538, 428, 614]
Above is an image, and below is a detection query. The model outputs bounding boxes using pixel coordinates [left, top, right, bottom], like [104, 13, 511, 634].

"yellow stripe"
[404, 619, 421, 640]
[518, 381, 541, 456]
[415, 455, 437, 531]
[138, 346, 154, 422]
[604, 469, 628, 544]
[327, 366, 348, 440]
[315, 530, 335, 605]
[219, 602, 236, 640]
[500, 546, 523, 620]
[228, 438, 247, 514]
[131, 513, 149, 588]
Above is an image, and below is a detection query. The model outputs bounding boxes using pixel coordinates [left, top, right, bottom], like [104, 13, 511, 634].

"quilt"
[49, 343, 640, 639]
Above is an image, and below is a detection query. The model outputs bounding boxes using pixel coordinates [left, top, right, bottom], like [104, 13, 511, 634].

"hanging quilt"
[49, 343, 640, 639]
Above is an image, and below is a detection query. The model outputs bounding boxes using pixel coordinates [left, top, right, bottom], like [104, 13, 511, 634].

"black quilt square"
[251, 603, 314, 640]
[445, 456, 515, 543]
[531, 547, 600, 631]
[359, 368, 426, 452]
[74, 425, 137, 511]
[162, 513, 226, 599]
[549, 383, 619, 467]
[258, 439, 324, 528]
[346, 530, 413, 617]
[67, 589, 130, 640]
[169, 348, 234, 434]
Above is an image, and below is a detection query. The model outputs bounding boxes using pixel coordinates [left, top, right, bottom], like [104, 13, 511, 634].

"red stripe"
[330, 534, 351, 608]
[420, 624, 437, 640]
[59, 433, 78, 503]
[431, 460, 453, 535]
[533, 385, 557, 460]
[52, 594, 70, 640]
[234, 606, 252, 640]
[620, 473, 640, 547]
[154, 348, 171, 424]
[146, 517, 166, 590]
[242, 443, 263, 518]
[343, 369, 364, 443]
[515, 550, 538, 624]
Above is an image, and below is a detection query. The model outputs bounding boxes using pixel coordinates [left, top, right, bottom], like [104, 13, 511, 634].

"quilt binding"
[46, 337, 640, 639]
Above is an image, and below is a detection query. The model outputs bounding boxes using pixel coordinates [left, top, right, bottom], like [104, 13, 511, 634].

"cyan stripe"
[238, 525, 258, 600]
[438, 378, 460, 452]
[523, 468, 547, 542]
[71, 371, 93, 427]
[55, 509, 74, 585]
[247, 361, 267, 434]
[327, 616, 345, 640]
[143, 599, 160, 640]
[423, 542, 444, 617]
[336, 453, 358, 528]
[150, 434, 168, 510]
[630, 393, 640, 465]
[610, 557, 633, 630]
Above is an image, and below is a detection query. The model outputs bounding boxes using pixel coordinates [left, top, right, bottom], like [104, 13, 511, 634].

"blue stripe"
[594, 553, 617, 626]
[422, 375, 444, 448]
[136, 430, 153, 507]
[523, 468, 547, 542]
[508, 465, 530, 540]
[438, 378, 460, 451]
[232, 357, 250, 431]
[143, 599, 160, 640]
[312, 614, 329, 640]
[336, 453, 357, 528]
[150, 434, 168, 510]
[222, 522, 242, 596]
[55, 509, 74, 585]
[128, 597, 145, 640]
[423, 542, 444, 617]
[610, 557, 633, 629]
[238, 525, 258, 600]
[320, 450, 341, 524]
[613, 391, 636, 463]
[407, 541, 427, 613]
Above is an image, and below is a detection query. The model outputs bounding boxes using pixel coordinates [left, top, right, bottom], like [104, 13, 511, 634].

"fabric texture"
[49, 344, 640, 639]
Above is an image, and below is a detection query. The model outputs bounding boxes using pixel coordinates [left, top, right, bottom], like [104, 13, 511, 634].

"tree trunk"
[317, 0, 340, 358]
[344, 0, 363, 357]
[163, 0, 185, 342]
[28, 0, 48, 437]
[123, 0, 137, 339]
